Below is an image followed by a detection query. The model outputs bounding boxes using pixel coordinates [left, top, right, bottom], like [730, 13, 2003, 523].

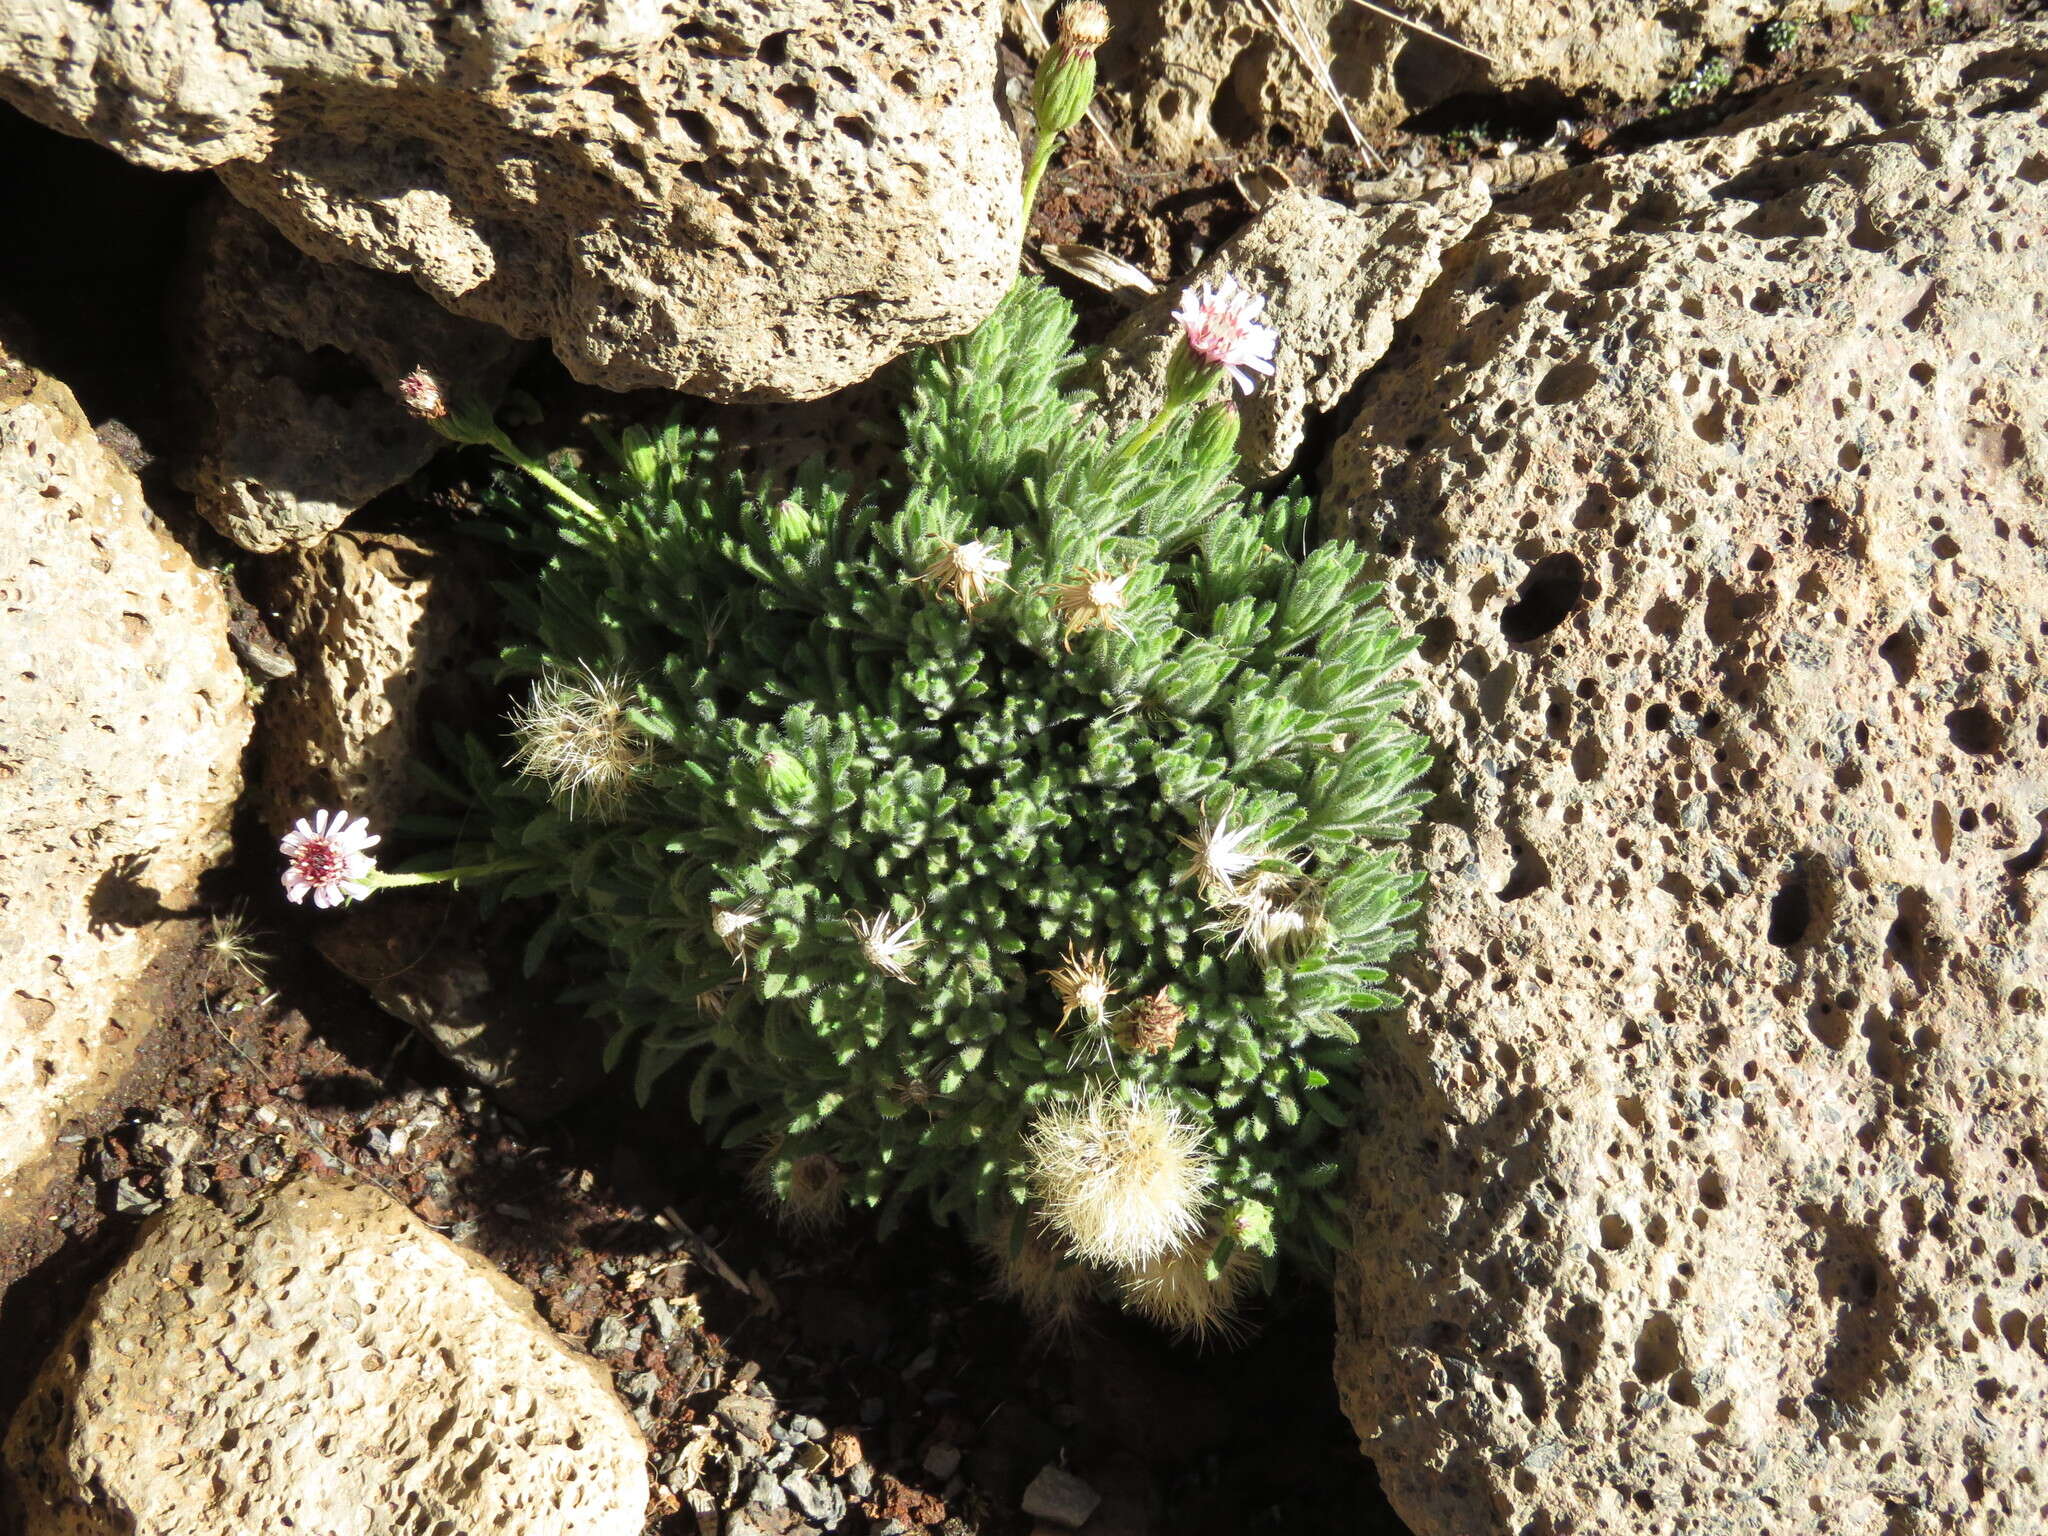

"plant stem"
[1115, 400, 1183, 464]
[369, 857, 541, 892]
[1019, 131, 1061, 227]
[494, 435, 604, 519]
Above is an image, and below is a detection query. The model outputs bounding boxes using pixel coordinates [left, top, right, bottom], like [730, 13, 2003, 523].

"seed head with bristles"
[508, 665, 650, 818]
[203, 904, 275, 982]
[1042, 944, 1116, 1031]
[1175, 804, 1273, 901]
[1209, 867, 1328, 966]
[979, 1208, 1095, 1332]
[1050, 567, 1134, 651]
[847, 904, 924, 982]
[910, 537, 1010, 617]
[1115, 1230, 1261, 1341]
[749, 1141, 847, 1233]
[711, 897, 766, 975]
[1024, 1083, 1214, 1267]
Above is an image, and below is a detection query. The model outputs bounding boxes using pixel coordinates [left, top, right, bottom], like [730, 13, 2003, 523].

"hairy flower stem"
[495, 439, 604, 519]
[1019, 132, 1061, 225]
[367, 856, 541, 892]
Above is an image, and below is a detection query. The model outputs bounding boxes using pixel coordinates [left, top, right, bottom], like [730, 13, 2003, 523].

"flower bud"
[757, 751, 813, 802]
[618, 423, 660, 484]
[1033, 2, 1107, 139]
[1186, 401, 1241, 465]
[771, 497, 817, 544]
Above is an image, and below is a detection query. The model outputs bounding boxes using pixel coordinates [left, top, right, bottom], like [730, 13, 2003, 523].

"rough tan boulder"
[1, 1, 1020, 401]
[1081, 182, 1489, 482]
[4, 1175, 648, 1536]
[1328, 28, 2048, 1536]
[254, 527, 494, 837]
[0, 337, 249, 1222]
[1085, 0, 1855, 160]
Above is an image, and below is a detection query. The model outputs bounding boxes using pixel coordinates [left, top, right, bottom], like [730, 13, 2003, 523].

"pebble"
[1022, 1465, 1101, 1528]
[789, 1414, 825, 1441]
[590, 1314, 634, 1354]
[783, 1471, 846, 1527]
[746, 1467, 785, 1510]
[845, 1462, 874, 1499]
[134, 1121, 205, 1167]
[860, 1396, 886, 1425]
[922, 1442, 962, 1481]
[110, 1179, 160, 1215]
[716, 1392, 778, 1444]
[618, 1370, 659, 1406]
[648, 1295, 683, 1341]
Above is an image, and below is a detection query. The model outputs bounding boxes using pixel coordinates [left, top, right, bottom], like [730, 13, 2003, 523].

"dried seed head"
[911, 537, 1011, 617]
[1043, 944, 1117, 1030]
[1024, 1083, 1214, 1267]
[711, 897, 766, 974]
[1056, 0, 1111, 58]
[847, 905, 924, 983]
[1051, 567, 1134, 650]
[1175, 805, 1271, 901]
[508, 665, 650, 818]
[1117, 989, 1184, 1055]
[980, 1210, 1094, 1332]
[1116, 1231, 1261, 1340]
[1209, 867, 1328, 967]
[749, 1141, 846, 1233]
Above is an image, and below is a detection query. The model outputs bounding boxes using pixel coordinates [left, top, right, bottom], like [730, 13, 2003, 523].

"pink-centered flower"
[1171, 275, 1278, 395]
[279, 809, 380, 908]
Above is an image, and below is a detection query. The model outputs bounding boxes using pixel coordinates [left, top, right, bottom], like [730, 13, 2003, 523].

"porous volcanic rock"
[255, 527, 497, 836]
[184, 195, 525, 552]
[1082, 182, 1489, 482]
[3, 1175, 648, 1536]
[1087, 0, 1856, 159]
[0, 2, 1020, 400]
[1329, 28, 2048, 1536]
[0, 335, 249, 1222]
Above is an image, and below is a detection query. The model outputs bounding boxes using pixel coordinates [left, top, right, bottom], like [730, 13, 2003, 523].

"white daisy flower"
[1171, 274, 1279, 395]
[279, 809, 380, 909]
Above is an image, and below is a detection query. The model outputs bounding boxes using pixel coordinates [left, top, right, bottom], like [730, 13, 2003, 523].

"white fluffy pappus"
[1023, 1083, 1214, 1267]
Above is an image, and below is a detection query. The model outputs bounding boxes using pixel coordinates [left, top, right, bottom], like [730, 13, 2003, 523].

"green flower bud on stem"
[1020, 2, 1110, 222]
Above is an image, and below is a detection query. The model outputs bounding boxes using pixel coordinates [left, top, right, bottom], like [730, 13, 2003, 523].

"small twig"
[656, 1203, 754, 1296]
[1253, 0, 1385, 168]
[1344, 0, 1499, 63]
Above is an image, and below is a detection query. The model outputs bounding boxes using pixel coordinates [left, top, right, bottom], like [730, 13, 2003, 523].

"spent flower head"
[1117, 989, 1185, 1055]
[712, 897, 767, 974]
[1169, 274, 1279, 399]
[509, 665, 650, 818]
[1056, 0, 1111, 58]
[279, 809, 380, 908]
[911, 537, 1011, 617]
[847, 905, 925, 983]
[1051, 567, 1134, 650]
[1043, 943, 1117, 1031]
[1176, 804, 1272, 901]
[1025, 1082, 1214, 1267]
[1210, 868, 1328, 966]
